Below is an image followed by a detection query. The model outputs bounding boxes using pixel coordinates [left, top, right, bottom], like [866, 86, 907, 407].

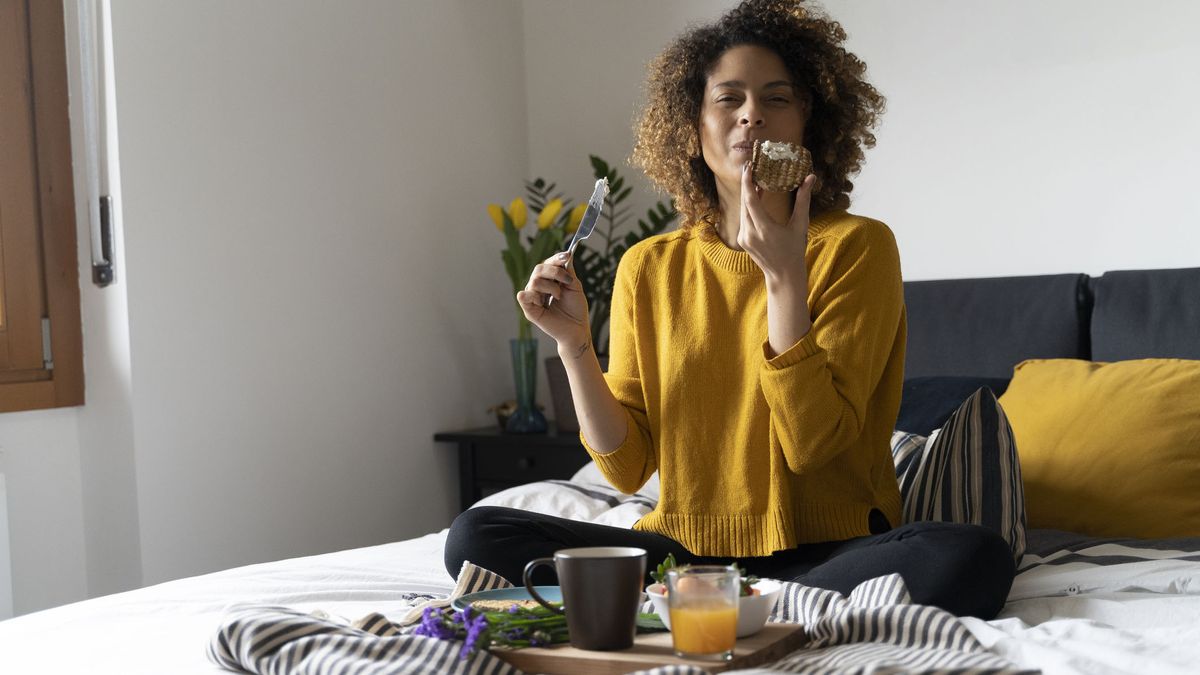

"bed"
[2, 265, 1198, 674]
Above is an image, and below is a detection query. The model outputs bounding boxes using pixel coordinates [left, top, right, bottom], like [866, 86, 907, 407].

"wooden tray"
[490, 623, 806, 674]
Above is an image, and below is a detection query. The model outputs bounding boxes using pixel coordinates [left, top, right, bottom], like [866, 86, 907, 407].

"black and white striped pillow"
[891, 387, 1027, 563]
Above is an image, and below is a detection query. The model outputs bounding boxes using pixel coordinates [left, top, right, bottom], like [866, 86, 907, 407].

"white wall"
[0, 409, 88, 615]
[524, 0, 1200, 280]
[112, 0, 528, 584]
[0, 474, 11, 618]
[825, 0, 1200, 279]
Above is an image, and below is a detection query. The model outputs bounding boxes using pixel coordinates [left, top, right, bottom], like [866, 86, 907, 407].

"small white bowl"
[646, 578, 782, 638]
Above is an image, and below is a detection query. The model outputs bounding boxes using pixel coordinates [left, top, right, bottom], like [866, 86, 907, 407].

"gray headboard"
[901, 266, 1200, 380]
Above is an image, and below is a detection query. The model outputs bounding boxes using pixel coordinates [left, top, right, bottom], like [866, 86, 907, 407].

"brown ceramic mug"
[523, 546, 647, 651]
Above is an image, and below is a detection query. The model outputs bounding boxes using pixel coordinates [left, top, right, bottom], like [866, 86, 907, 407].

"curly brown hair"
[631, 0, 885, 236]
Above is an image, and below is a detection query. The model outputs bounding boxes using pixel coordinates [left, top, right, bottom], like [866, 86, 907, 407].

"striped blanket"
[209, 563, 1030, 675]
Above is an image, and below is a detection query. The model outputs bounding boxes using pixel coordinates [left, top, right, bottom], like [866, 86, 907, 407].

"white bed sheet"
[0, 531, 455, 674]
[963, 539, 1200, 675]
[968, 592, 1200, 674]
[3, 469, 1200, 675]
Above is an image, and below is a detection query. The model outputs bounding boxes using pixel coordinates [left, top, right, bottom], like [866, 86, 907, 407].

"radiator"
[0, 472, 12, 619]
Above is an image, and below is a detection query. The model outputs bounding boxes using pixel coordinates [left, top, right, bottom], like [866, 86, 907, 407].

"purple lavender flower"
[412, 607, 457, 641]
[507, 603, 521, 614]
[459, 609, 489, 659]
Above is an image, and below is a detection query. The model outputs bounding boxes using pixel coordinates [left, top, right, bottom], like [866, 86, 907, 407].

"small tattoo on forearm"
[571, 341, 591, 359]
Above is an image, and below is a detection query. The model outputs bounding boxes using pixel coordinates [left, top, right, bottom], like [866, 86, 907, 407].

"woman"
[446, 0, 1014, 619]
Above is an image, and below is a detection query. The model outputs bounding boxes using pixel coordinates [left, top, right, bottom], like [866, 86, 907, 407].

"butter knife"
[545, 177, 608, 308]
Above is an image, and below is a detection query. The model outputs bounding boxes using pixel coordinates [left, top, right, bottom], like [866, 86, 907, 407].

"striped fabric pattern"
[543, 479, 658, 509]
[208, 562, 519, 674]
[762, 574, 1026, 674]
[210, 566, 1027, 674]
[395, 561, 512, 626]
[892, 387, 1028, 563]
[1019, 532, 1200, 573]
[209, 605, 522, 675]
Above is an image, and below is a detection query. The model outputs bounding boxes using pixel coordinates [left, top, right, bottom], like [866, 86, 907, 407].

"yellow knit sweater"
[580, 209, 906, 557]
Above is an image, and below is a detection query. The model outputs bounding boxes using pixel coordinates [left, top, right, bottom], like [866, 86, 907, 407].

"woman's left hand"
[738, 162, 817, 285]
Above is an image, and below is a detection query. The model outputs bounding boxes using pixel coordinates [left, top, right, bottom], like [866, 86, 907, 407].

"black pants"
[445, 506, 1015, 619]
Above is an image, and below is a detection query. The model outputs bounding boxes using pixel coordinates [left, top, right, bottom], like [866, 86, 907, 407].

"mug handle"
[522, 557, 566, 615]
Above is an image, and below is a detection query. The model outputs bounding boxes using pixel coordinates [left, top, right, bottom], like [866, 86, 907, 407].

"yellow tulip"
[537, 198, 564, 230]
[509, 197, 527, 229]
[565, 203, 588, 234]
[487, 203, 506, 232]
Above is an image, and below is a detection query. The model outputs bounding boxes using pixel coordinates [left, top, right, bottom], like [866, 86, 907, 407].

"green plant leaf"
[500, 249, 519, 293]
[502, 214, 521, 249]
[528, 232, 548, 267]
[650, 552, 678, 584]
[532, 228, 564, 268]
[636, 613, 668, 632]
[589, 155, 609, 178]
[504, 222, 529, 281]
[524, 179, 546, 212]
[525, 177, 572, 215]
[609, 176, 626, 197]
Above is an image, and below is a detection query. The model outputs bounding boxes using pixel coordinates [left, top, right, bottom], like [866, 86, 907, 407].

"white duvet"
[965, 544, 1200, 675]
[2, 466, 1198, 675]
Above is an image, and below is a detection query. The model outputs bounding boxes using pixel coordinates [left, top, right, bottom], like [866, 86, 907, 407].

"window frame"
[0, 0, 84, 413]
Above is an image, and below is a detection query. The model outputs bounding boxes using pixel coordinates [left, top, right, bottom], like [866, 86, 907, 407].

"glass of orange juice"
[665, 564, 739, 660]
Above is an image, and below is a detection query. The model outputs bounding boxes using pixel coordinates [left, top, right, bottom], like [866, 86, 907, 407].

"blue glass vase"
[506, 337, 547, 433]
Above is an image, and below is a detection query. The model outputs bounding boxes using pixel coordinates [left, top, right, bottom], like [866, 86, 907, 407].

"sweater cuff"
[762, 331, 822, 370]
[578, 413, 647, 486]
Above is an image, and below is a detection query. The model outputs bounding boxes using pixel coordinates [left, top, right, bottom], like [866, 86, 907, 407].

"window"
[0, 0, 84, 412]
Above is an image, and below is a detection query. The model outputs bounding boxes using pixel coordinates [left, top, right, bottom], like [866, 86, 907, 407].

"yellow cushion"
[998, 358, 1200, 539]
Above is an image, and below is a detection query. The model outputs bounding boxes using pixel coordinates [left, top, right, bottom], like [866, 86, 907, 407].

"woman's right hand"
[516, 253, 590, 347]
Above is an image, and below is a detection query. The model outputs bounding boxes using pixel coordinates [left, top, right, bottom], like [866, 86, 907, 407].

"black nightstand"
[435, 424, 592, 512]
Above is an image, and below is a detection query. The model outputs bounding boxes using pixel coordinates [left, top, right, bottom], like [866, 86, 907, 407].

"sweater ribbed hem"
[634, 494, 904, 556]
[634, 509, 797, 557]
[876, 489, 904, 534]
[791, 502, 878, 544]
